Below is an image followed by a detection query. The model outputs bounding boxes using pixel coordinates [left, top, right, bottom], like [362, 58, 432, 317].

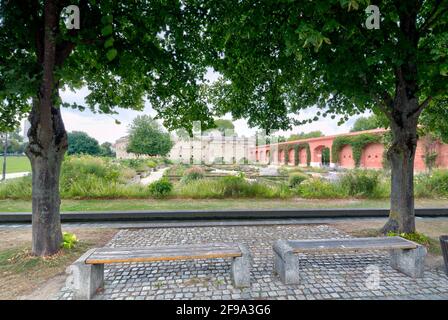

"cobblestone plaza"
[58, 224, 448, 300]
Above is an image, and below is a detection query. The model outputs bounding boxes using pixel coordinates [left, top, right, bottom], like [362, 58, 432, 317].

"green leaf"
[101, 15, 113, 25]
[104, 37, 115, 49]
[106, 49, 118, 61]
[101, 25, 113, 36]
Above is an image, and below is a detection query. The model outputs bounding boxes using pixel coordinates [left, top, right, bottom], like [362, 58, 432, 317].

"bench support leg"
[66, 249, 104, 300]
[390, 245, 427, 278]
[231, 244, 251, 288]
[273, 240, 300, 284]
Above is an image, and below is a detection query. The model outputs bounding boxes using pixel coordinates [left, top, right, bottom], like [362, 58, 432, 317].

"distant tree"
[127, 115, 173, 157]
[67, 131, 101, 156]
[288, 131, 323, 141]
[213, 119, 235, 135]
[350, 115, 384, 132]
[0, 127, 26, 154]
[100, 142, 115, 157]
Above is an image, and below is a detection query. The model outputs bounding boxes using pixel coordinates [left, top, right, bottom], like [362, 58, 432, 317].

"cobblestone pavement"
[57, 224, 448, 300]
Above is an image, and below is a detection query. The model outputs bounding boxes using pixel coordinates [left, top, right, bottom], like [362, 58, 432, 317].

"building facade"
[250, 129, 448, 172]
[114, 133, 256, 164]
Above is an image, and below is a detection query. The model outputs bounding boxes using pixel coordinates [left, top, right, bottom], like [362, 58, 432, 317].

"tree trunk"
[25, 0, 68, 256]
[382, 83, 420, 234]
[26, 98, 68, 256]
[382, 121, 418, 234]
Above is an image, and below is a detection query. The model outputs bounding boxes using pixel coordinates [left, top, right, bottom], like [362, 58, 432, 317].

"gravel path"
[140, 167, 169, 185]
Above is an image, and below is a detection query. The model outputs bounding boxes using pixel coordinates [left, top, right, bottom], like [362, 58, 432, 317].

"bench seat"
[287, 237, 418, 252]
[273, 236, 427, 284]
[67, 242, 251, 300]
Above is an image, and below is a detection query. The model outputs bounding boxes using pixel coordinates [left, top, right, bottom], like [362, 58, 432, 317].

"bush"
[174, 176, 291, 199]
[148, 179, 173, 198]
[296, 178, 347, 199]
[288, 172, 308, 188]
[339, 169, 380, 198]
[0, 175, 32, 199]
[415, 169, 448, 198]
[147, 160, 157, 169]
[181, 166, 205, 183]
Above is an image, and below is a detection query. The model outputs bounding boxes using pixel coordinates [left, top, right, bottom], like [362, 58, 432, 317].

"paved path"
[57, 223, 448, 300]
[1, 172, 30, 180]
[140, 167, 169, 185]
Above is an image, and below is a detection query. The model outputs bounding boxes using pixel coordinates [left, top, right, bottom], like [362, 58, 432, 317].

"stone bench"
[273, 236, 427, 284]
[66, 242, 252, 299]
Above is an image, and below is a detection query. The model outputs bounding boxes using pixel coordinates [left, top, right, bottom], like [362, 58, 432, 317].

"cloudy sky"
[21, 70, 369, 144]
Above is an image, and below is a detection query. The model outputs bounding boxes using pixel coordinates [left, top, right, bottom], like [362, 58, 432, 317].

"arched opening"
[255, 150, 259, 162]
[313, 145, 331, 167]
[321, 147, 330, 166]
[266, 150, 271, 164]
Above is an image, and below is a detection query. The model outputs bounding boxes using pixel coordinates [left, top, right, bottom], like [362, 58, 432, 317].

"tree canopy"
[200, 0, 448, 233]
[67, 131, 101, 155]
[127, 115, 173, 157]
[213, 119, 235, 135]
[288, 131, 324, 141]
[350, 115, 384, 132]
[99, 142, 115, 157]
[0, 0, 216, 255]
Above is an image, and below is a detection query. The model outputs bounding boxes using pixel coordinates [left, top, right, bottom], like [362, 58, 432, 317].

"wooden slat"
[85, 243, 242, 264]
[288, 237, 418, 253]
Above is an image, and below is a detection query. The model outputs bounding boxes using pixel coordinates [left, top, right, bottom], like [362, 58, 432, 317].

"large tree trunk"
[381, 2, 422, 234]
[26, 97, 67, 256]
[25, 0, 68, 256]
[382, 113, 419, 234]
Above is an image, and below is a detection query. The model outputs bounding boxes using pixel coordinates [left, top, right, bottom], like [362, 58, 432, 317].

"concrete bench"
[66, 242, 252, 299]
[273, 236, 427, 284]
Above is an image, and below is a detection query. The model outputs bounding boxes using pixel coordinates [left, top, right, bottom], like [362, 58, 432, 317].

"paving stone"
[57, 225, 448, 300]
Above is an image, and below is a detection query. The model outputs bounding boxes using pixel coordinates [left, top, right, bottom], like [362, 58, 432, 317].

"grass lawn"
[0, 227, 117, 299]
[1, 197, 448, 213]
[0, 156, 31, 174]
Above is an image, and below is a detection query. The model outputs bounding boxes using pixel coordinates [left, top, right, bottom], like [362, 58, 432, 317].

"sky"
[20, 69, 369, 144]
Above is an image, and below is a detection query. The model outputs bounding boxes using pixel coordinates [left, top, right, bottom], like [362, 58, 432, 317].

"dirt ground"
[330, 218, 448, 271]
[0, 227, 117, 300]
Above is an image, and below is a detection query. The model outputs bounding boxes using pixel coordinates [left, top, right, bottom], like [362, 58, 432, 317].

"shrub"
[0, 175, 32, 199]
[339, 170, 380, 197]
[288, 172, 308, 188]
[146, 160, 157, 169]
[181, 166, 205, 183]
[296, 178, 347, 199]
[148, 179, 173, 198]
[174, 176, 291, 199]
[61, 232, 78, 249]
[415, 169, 448, 198]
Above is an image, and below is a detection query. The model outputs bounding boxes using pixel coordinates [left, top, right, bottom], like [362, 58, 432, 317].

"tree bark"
[25, 0, 68, 256]
[381, 2, 422, 234]
[382, 113, 418, 234]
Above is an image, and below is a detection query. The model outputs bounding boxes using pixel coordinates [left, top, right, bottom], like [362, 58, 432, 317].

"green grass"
[1, 197, 447, 213]
[0, 156, 31, 174]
